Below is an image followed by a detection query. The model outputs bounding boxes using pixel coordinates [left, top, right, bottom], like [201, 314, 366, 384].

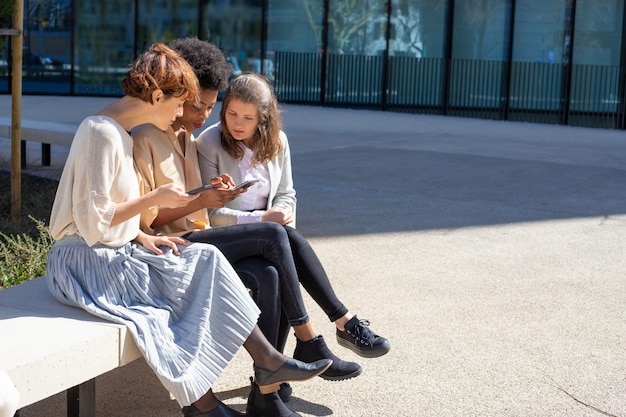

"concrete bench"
[0, 277, 142, 417]
[0, 117, 75, 167]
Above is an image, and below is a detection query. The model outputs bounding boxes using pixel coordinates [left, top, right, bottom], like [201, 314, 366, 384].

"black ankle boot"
[182, 402, 244, 416]
[278, 382, 292, 402]
[247, 378, 300, 417]
[293, 335, 362, 381]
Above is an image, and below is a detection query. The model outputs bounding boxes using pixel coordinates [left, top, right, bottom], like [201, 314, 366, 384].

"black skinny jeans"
[185, 222, 348, 325]
[184, 223, 309, 327]
[230, 256, 287, 349]
[282, 226, 348, 323]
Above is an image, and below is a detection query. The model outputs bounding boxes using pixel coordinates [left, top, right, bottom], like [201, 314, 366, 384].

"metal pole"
[441, 0, 455, 116]
[502, 0, 516, 120]
[319, 0, 329, 105]
[11, 0, 24, 223]
[381, 0, 391, 110]
[560, 0, 577, 125]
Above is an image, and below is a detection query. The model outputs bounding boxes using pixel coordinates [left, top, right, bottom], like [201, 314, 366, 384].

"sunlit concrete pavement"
[2, 94, 626, 416]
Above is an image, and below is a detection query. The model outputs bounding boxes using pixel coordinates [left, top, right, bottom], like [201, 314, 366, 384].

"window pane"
[202, 0, 262, 80]
[23, 0, 72, 94]
[573, 0, 622, 66]
[325, 0, 387, 105]
[570, 0, 623, 121]
[389, 1, 445, 58]
[453, 0, 510, 61]
[509, 0, 569, 120]
[387, 0, 446, 110]
[137, 0, 199, 50]
[74, 1, 135, 95]
[268, 1, 321, 53]
[268, 0, 322, 102]
[512, 0, 569, 64]
[450, 0, 511, 115]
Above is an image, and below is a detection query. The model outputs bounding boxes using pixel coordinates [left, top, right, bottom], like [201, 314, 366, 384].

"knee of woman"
[260, 264, 279, 284]
[263, 221, 288, 241]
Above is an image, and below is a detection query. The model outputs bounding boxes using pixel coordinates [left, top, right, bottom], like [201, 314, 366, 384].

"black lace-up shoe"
[336, 316, 390, 358]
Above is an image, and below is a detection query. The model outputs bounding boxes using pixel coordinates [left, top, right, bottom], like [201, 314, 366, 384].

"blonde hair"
[220, 72, 282, 165]
[122, 42, 199, 104]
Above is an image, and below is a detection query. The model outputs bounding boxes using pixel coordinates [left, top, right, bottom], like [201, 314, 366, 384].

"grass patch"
[0, 171, 57, 289]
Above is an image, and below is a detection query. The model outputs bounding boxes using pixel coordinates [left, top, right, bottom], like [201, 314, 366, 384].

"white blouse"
[236, 146, 271, 224]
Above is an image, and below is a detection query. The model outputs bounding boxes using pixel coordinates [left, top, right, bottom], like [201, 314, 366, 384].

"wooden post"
[10, 0, 23, 222]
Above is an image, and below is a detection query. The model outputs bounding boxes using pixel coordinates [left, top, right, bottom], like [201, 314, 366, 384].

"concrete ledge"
[0, 116, 75, 167]
[0, 278, 142, 409]
[0, 117, 75, 147]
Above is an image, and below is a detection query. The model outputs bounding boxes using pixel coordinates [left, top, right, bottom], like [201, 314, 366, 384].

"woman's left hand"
[261, 206, 294, 225]
[135, 230, 190, 255]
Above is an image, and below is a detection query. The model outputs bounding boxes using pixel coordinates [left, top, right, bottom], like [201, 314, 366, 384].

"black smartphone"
[236, 179, 260, 189]
[187, 184, 213, 195]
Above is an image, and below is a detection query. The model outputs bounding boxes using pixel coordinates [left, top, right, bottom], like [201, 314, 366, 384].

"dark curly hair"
[168, 37, 231, 91]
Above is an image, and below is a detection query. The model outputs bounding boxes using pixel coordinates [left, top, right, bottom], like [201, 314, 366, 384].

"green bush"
[0, 172, 57, 289]
[0, 216, 52, 289]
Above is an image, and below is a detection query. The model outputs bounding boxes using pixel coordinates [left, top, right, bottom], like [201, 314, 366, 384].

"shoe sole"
[336, 336, 391, 358]
[319, 366, 362, 381]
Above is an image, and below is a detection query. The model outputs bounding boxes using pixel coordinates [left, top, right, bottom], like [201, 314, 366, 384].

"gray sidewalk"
[2, 94, 626, 416]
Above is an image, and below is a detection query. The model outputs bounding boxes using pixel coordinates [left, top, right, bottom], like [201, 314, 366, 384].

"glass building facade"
[1, 0, 625, 129]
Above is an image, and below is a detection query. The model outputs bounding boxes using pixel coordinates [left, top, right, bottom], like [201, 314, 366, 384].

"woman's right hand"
[152, 183, 198, 209]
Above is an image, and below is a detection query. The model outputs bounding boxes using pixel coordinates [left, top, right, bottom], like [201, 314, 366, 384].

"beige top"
[49, 116, 140, 247]
[132, 123, 209, 237]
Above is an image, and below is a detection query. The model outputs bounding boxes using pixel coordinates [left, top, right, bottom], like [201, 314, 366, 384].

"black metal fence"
[273, 51, 626, 129]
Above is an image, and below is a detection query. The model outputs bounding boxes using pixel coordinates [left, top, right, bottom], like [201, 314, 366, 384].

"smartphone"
[236, 179, 260, 189]
[187, 184, 213, 195]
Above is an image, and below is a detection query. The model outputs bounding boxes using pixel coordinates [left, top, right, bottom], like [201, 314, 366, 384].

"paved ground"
[1, 94, 626, 416]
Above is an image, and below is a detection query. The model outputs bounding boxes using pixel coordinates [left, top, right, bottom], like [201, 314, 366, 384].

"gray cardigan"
[196, 122, 297, 227]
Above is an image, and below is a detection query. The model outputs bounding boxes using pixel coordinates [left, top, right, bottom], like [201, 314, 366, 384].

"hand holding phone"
[236, 179, 260, 189]
[187, 184, 213, 195]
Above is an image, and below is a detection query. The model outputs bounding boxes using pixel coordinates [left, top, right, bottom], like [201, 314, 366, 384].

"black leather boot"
[182, 402, 244, 416]
[293, 335, 362, 381]
[278, 382, 292, 403]
[246, 378, 300, 417]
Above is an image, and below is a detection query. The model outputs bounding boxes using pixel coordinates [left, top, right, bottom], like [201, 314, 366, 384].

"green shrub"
[0, 171, 56, 289]
[0, 216, 52, 289]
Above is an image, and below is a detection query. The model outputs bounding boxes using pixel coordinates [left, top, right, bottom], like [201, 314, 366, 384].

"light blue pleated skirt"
[45, 235, 260, 407]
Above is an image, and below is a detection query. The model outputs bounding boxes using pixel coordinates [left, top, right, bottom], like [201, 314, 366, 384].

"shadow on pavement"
[295, 146, 626, 237]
